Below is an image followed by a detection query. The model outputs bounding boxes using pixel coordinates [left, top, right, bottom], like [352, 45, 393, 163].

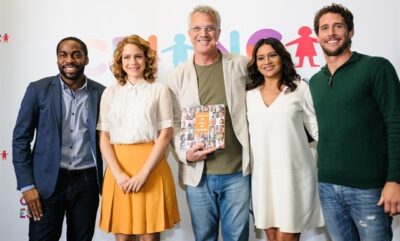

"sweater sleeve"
[371, 58, 400, 181]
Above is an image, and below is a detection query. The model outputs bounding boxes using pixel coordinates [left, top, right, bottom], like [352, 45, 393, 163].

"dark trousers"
[29, 168, 99, 241]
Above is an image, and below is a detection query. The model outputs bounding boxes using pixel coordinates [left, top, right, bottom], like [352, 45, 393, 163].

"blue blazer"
[12, 75, 105, 199]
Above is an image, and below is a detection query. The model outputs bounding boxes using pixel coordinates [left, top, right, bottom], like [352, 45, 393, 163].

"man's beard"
[322, 36, 351, 57]
[58, 65, 85, 80]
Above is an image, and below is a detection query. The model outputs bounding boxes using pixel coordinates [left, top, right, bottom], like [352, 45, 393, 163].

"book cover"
[180, 104, 225, 151]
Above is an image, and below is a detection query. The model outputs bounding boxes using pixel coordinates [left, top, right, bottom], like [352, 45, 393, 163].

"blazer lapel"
[187, 56, 201, 106]
[222, 54, 233, 109]
[51, 76, 62, 136]
[87, 80, 98, 142]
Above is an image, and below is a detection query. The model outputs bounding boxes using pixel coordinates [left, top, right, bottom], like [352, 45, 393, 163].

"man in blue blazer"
[12, 37, 105, 241]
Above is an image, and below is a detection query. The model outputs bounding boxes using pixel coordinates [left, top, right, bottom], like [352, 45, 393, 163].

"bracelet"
[113, 171, 123, 180]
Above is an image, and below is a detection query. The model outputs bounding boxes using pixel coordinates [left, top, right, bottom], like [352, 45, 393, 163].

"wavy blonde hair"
[111, 34, 157, 85]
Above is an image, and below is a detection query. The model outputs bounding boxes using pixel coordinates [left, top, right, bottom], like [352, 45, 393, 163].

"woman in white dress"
[246, 38, 324, 241]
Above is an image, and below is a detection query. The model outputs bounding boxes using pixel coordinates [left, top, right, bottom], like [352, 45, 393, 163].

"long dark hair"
[246, 38, 299, 92]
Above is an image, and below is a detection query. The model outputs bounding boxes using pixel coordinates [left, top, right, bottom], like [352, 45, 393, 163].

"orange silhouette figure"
[286, 26, 319, 67]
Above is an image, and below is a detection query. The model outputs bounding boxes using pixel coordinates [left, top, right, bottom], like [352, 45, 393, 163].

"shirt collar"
[125, 78, 149, 90]
[59, 76, 88, 91]
[322, 51, 360, 75]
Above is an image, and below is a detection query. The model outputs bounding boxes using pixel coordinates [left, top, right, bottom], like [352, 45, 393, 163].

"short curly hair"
[111, 34, 157, 85]
[314, 3, 354, 35]
[56, 36, 88, 57]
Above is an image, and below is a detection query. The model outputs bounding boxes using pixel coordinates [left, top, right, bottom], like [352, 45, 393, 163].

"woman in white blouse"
[97, 35, 180, 241]
[246, 38, 324, 241]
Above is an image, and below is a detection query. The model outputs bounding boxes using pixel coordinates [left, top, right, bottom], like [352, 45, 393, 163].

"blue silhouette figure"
[162, 34, 193, 66]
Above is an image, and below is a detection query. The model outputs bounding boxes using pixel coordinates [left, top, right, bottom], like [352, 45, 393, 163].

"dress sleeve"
[156, 84, 173, 130]
[96, 87, 112, 132]
[302, 82, 319, 142]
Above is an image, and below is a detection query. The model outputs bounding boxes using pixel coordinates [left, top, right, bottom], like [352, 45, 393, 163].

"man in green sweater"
[309, 3, 400, 241]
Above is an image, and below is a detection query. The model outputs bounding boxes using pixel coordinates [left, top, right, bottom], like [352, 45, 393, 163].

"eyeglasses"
[189, 25, 219, 33]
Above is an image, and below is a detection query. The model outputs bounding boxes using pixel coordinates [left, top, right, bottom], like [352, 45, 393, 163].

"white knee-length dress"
[246, 80, 324, 233]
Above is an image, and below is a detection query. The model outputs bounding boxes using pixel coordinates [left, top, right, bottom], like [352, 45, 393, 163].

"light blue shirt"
[59, 78, 95, 170]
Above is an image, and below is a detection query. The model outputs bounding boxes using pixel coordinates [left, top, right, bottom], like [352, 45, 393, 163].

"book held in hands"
[180, 104, 225, 151]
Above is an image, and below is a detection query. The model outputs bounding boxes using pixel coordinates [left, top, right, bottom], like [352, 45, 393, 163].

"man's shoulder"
[87, 78, 106, 91]
[365, 55, 390, 66]
[309, 69, 326, 85]
[173, 60, 191, 72]
[24, 76, 60, 92]
[353, 52, 389, 65]
[222, 53, 248, 64]
[168, 59, 194, 82]
[348, 52, 395, 78]
[31, 75, 57, 86]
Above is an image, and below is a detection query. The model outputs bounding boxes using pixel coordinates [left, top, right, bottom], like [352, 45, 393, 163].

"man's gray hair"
[188, 5, 221, 29]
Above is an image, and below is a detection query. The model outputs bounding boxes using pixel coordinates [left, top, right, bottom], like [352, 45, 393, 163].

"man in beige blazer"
[167, 5, 251, 241]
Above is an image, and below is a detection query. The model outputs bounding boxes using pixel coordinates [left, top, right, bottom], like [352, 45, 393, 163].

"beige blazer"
[167, 53, 251, 187]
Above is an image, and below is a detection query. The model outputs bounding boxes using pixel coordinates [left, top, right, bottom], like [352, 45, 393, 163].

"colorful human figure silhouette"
[162, 34, 193, 66]
[286, 26, 319, 67]
[3, 33, 9, 43]
[1, 150, 8, 160]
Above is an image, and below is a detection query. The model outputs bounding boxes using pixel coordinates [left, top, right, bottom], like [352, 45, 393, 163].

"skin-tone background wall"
[1, 0, 399, 240]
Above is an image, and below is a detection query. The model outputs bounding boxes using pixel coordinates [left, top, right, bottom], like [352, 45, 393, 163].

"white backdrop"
[1, 0, 400, 240]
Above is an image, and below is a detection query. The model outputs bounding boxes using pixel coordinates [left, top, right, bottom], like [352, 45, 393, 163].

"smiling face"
[57, 40, 88, 82]
[188, 12, 221, 57]
[317, 12, 353, 57]
[256, 44, 282, 80]
[121, 43, 146, 84]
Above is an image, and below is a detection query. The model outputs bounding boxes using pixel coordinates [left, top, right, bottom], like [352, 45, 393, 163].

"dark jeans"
[29, 168, 99, 241]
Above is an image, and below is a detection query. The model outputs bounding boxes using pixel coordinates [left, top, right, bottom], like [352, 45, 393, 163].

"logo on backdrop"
[0, 33, 10, 44]
[160, 26, 320, 68]
[85, 25, 320, 76]
[19, 196, 31, 219]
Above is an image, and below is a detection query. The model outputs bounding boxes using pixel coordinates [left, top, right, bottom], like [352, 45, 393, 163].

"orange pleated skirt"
[99, 142, 180, 234]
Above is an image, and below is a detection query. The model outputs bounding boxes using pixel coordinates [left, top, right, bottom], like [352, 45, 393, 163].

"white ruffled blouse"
[97, 79, 173, 144]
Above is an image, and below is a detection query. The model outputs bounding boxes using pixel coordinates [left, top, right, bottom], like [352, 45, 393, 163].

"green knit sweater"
[310, 52, 400, 188]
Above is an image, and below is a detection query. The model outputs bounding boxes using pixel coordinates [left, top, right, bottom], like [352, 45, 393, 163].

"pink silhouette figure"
[286, 26, 319, 68]
[3, 33, 9, 43]
[2, 150, 8, 160]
